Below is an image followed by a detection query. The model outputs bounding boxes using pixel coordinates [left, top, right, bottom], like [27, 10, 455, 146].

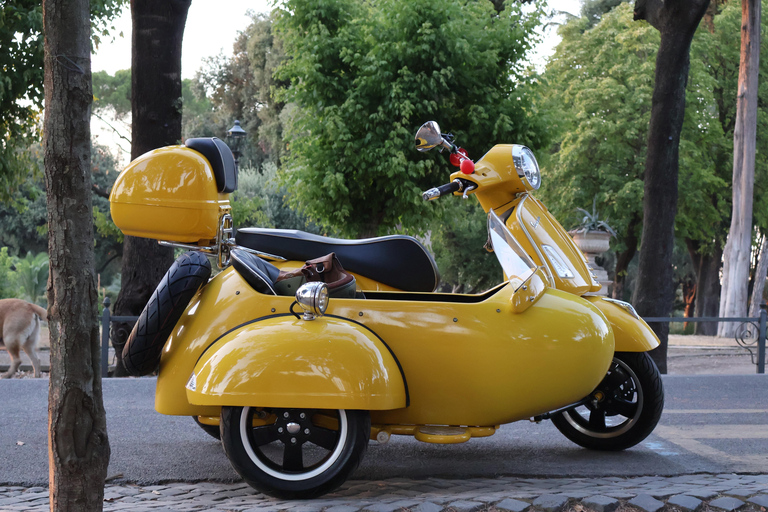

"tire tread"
[122, 252, 211, 376]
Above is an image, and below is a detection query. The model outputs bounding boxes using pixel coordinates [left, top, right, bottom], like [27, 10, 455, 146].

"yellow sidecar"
[109, 138, 663, 499]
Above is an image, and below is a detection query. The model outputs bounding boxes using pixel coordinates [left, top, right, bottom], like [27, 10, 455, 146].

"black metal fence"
[98, 298, 767, 377]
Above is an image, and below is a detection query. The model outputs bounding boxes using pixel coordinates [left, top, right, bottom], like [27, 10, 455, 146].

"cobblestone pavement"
[1, 474, 767, 512]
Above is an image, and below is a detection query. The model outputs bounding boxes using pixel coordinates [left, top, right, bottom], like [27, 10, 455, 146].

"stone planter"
[570, 230, 612, 296]
[571, 230, 612, 254]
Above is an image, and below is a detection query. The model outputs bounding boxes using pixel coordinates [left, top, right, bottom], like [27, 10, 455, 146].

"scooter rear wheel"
[221, 406, 370, 499]
[551, 351, 663, 451]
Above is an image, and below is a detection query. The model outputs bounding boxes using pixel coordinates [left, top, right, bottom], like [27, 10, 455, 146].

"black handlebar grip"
[422, 180, 462, 201]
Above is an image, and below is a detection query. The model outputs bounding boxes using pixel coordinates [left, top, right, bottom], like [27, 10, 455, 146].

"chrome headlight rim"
[295, 282, 329, 320]
[512, 145, 541, 191]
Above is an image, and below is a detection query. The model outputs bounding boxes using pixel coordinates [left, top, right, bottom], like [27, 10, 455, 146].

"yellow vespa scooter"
[109, 132, 662, 499]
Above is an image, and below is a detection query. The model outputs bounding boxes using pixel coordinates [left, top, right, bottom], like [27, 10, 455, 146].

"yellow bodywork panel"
[155, 266, 615, 428]
[186, 316, 406, 411]
[109, 146, 231, 244]
[583, 296, 660, 352]
[451, 145, 528, 212]
[507, 196, 599, 296]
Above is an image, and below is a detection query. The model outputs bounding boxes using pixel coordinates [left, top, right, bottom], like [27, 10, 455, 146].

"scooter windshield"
[488, 209, 536, 290]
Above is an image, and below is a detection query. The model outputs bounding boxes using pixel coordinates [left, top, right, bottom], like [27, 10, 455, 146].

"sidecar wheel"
[551, 352, 663, 451]
[221, 406, 370, 499]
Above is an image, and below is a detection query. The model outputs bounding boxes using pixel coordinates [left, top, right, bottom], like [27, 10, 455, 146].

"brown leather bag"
[276, 252, 355, 294]
[300, 253, 354, 290]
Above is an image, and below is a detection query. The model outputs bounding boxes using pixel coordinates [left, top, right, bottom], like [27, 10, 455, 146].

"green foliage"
[539, 1, 768, 260]
[0, 0, 127, 201]
[539, 4, 658, 254]
[579, 0, 630, 28]
[0, 247, 15, 298]
[275, 0, 548, 237]
[431, 200, 500, 293]
[689, 0, 768, 234]
[232, 162, 321, 233]
[0, 1, 43, 201]
[193, 12, 286, 167]
[573, 197, 617, 236]
[0, 141, 123, 283]
[0, 249, 48, 305]
[93, 69, 132, 119]
[232, 165, 271, 228]
[11, 251, 48, 305]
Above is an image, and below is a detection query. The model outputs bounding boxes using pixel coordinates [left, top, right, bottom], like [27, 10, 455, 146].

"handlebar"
[422, 179, 476, 201]
[422, 180, 462, 201]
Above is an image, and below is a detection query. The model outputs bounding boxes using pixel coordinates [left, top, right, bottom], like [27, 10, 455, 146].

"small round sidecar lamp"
[295, 282, 329, 321]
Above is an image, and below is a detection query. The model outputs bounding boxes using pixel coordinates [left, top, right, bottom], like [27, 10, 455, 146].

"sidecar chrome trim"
[602, 298, 640, 319]
[516, 196, 556, 287]
[158, 240, 286, 264]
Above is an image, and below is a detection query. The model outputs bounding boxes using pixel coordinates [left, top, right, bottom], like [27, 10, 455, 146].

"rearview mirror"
[415, 121, 445, 152]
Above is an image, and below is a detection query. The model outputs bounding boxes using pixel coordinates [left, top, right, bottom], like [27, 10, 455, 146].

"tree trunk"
[718, 0, 761, 337]
[111, 0, 191, 375]
[612, 215, 640, 301]
[749, 234, 768, 317]
[632, 0, 709, 374]
[43, 0, 110, 509]
[687, 240, 723, 336]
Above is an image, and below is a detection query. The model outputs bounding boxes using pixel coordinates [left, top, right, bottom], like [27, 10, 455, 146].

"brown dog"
[0, 299, 46, 378]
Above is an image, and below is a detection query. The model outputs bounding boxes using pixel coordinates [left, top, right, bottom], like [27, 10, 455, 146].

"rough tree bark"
[749, 235, 768, 317]
[43, 0, 110, 509]
[111, 0, 191, 375]
[632, 0, 709, 374]
[686, 241, 723, 336]
[718, 0, 761, 337]
[612, 215, 640, 302]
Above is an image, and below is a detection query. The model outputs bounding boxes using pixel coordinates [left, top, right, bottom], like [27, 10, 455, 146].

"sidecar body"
[154, 260, 614, 428]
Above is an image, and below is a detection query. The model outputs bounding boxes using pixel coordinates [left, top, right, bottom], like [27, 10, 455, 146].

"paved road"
[1, 375, 767, 485]
[1, 375, 767, 511]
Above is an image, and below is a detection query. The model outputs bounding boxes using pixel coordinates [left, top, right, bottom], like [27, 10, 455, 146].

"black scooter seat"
[235, 228, 440, 293]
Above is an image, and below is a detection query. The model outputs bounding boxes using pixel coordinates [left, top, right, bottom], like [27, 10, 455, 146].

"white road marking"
[653, 424, 768, 472]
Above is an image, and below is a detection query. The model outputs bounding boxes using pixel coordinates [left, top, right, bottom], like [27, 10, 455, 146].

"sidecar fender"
[584, 296, 660, 352]
[186, 315, 407, 411]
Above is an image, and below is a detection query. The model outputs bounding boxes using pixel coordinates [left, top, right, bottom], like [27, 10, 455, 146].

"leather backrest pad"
[185, 137, 238, 193]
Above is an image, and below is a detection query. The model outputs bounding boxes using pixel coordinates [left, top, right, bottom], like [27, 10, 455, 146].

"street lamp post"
[227, 120, 247, 167]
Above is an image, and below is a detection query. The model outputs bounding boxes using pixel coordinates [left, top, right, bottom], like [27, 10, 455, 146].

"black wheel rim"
[239, 407, 347, 481]
[561, 357, 644, 438]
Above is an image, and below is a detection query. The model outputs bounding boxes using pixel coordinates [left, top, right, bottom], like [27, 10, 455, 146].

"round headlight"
[295, 282, 329, 320]
[512, 145, 541, 190]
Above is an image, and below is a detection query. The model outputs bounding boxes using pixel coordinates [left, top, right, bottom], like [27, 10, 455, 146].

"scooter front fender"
[584, 296, 659, 352]
[186, 315, 407, 411]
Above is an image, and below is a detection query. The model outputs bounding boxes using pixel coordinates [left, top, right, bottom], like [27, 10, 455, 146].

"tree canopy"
[275, 0, 548, 237]
[0, 0, 126, 202]
[539, 1, 768, 301]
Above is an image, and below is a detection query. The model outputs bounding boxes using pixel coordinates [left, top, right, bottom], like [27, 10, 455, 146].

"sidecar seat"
[230, 249, 359, 298]
[235, 228, 440, 292]
[230, 249, 279, 295]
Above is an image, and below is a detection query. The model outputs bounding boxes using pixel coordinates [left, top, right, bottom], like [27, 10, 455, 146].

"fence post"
[101, 296, 111, 378]
[758, 304, 766, 375]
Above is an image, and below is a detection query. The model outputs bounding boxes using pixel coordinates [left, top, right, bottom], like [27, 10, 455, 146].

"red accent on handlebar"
[450, 148, 469, 167]
[460, 159, 475, 175]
